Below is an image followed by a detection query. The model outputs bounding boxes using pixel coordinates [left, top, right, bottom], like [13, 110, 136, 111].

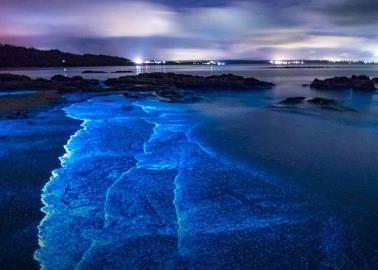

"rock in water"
[105, 73, 275, 90]
[0, 73, 31, 82]
[279, 97, 306, 105]
[310, 75, 376, 91]
[307, 97, 338, 106]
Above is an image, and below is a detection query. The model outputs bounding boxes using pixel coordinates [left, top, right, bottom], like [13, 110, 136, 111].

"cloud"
[319, 0, 378, 26]
[0, 1, 179, 38]
[0, 0, 377, 60]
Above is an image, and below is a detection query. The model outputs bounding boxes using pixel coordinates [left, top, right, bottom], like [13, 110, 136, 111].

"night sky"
[0, 0, 377, 60]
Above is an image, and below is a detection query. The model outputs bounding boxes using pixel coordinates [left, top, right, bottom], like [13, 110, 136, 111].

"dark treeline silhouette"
[0, 44, 133, 67]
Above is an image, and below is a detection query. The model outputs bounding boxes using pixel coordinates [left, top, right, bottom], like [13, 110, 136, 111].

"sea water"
[34, 88, 378, 269]
[1, 64, 369, 268]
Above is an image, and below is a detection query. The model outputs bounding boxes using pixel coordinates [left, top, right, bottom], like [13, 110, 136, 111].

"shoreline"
[0, 104, 81, 269]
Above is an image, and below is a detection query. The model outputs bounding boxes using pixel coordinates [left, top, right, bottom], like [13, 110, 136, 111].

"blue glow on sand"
[35, 95, 351, 269]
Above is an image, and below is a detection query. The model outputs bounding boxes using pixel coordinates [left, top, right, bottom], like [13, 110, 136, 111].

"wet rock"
[279, 97, 306, 105]
[306, 97, 355, 112]
[155, 90, 202, 103]
[106, 72, 275, 91]
[51, 75, 84, 82]
[310, 75, 376, 91]
[51, 75, 69, 81]
[0, 73, 31, 82]
[307, 97, 338, 105]
[373, 78, 378, 84]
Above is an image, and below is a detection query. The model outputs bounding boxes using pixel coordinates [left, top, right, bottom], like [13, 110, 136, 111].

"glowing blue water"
[35, 95, 374, 269]
[0, 90, 35, 96]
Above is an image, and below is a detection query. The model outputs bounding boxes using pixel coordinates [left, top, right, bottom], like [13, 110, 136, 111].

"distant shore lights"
[133, 58, 166, 65]
[134, 58, 143, 65]
[270, 60, 304, 65]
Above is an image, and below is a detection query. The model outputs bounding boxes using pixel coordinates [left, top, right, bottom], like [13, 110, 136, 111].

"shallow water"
[35, 91, 378, 269]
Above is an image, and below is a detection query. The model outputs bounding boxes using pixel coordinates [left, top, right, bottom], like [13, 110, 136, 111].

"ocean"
[1, 64, 378, 269]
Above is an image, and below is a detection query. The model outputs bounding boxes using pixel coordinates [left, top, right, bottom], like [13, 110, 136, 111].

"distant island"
[0, 44, 133, 68]
[2, 44, 378, 69]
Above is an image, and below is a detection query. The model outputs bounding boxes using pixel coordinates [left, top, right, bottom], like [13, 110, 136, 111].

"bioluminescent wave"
[35, 95, 355, 269]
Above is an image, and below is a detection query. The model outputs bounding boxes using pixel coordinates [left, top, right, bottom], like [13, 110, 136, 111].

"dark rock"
[48, 75, 99, 92]
[279, 96, 306, 105]
[307, 97, 338, 106]
[35, 78, 50, 83]
[51, 75, 69, 81]
[373, 78, 378, 84]
[106, 72, 274, 91]
[0, 73, 31, 82]
[307, 97, 355, 112]
[310, 75, 376, 91]
[51, 75, 84, 82]
[71, 76, 84, 82]
[82, 70, 108, 74]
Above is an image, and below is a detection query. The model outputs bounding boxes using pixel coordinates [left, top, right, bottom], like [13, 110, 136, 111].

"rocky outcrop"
[0, 72, 274, 93]
[0, 74, 100, 92]
[279, 96, 306, 105]
[0, 73, 32, 82]
[277, 96, 354, 112]
[306, 97, 338, 106]
[373, 78, 378, 84]
[310, 75, 376, 91]
[105, 73, 275, 90]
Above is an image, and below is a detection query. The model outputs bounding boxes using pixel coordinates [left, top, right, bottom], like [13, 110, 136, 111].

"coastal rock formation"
[310, 75, 376, 91]
[306, 97, 338, 106]
[105, 73, 275, 90]
[0, 74, 100, 91]
[0, 73, 32, 82]
[0, 72, 274, 93]
[277, 96, 354, 112]
[279, 96, 306, 105]
[373, 78, 378, 84]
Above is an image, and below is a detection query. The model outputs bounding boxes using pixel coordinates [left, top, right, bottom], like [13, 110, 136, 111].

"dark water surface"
[1, 65, 378, 269]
